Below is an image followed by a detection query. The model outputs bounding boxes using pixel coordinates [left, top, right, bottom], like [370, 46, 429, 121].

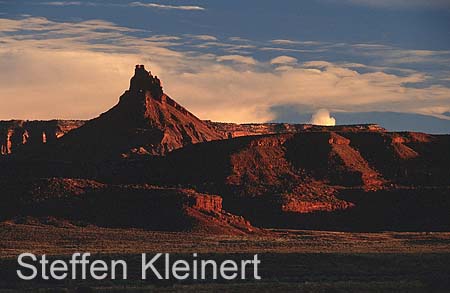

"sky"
[1, 0, 450, 133]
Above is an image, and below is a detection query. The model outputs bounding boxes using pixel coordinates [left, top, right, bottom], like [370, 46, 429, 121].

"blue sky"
[1, 0, 450, 132]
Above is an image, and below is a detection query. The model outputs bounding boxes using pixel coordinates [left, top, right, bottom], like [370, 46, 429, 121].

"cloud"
[0, 50, 141, 119]
[229, 37, 252, 42]
[309, 109, 336, 126]
[351, 43, 389, 49]
[40, 1, 83, 5]
[270, 39, 323, 46]
[270, 56, 298, 65]
[39, 1, 101, 6]
[129, 2, 205, 11]
[185, 34, 217, 41]
[217, 55, 257, 65]
[260, 47, 325, 53]
[303, 61, 333, 68]
[0, 17, 450, 124]
[145, 35, 181, 41]
[164, 61, 450, 123]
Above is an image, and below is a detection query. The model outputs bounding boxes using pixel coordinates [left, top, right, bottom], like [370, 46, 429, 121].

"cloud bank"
[0, 17, 449, 124]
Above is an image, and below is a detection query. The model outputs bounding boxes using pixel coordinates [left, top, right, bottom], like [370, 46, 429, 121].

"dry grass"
[1, 222, 450, 259]
[1, 223, 449, 292]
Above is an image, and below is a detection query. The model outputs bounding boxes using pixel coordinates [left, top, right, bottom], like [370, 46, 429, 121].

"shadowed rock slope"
[138, 132, 383, 214]
[98, 130, 450, 230]
[0, 177, 258, 235]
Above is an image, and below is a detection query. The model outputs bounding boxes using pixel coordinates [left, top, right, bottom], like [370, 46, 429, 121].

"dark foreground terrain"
[0, 222, 450, 292]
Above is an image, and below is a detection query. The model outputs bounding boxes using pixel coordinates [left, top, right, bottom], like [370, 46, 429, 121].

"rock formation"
[54, 65, 225, 159]
[285, 132, 385, 190]
[0, 120, 84, 155]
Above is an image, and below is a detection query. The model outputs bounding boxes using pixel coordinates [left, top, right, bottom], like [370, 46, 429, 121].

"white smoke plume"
[309, 109, 336, 126]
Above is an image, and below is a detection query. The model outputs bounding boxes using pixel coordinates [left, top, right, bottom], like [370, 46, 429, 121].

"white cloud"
[260, 47, 325, 53]
[40, 1, 101, 6]
[351, 43, 389, 49]
[41, 1, 83, 5]
[185, 34, 217, 41]
[216, 55, 257, 65]
[145, 35, 181, 41]
[129, 2, 205, 11]
[270, 56, 298, 65]
[229, 37, 252, 42]
[309, 109, 336, 126]
[271, 39, 323, 46]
